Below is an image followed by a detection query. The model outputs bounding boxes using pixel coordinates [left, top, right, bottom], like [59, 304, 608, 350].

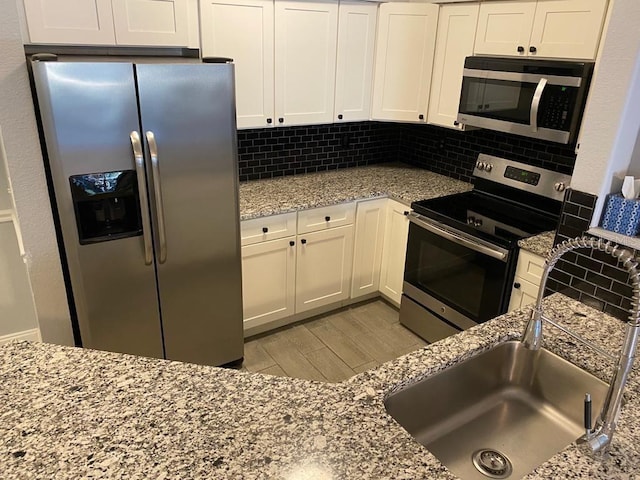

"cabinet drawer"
[515, 250, 546, 286]
[240, 212, 297, 246]
[297, 202, 355, 234]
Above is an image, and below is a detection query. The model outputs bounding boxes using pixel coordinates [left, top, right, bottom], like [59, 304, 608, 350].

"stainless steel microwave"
[457, 56, 594, 144]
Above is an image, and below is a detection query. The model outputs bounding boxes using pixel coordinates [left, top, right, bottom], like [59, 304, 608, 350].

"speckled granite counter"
[518, 230, 557, 258]
[239, 163, 472, 220]
[1, 294, 638, 479]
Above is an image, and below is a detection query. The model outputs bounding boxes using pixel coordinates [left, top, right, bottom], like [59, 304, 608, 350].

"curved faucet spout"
[520, 235, 640, 454]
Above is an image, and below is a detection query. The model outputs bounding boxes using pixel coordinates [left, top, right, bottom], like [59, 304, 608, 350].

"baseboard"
[0, 328, 41, 345]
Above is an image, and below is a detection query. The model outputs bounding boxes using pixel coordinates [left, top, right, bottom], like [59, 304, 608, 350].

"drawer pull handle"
[514, 282, 521, 289]
[325, 216, 331, 222]
[403, 211, 409, 216]
[289, 240, 295, 247]
[301, 239, 307, 245]
[262, 227, 268, 233]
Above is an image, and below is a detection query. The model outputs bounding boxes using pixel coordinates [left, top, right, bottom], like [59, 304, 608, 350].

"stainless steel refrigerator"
[31, 59, 243, 366]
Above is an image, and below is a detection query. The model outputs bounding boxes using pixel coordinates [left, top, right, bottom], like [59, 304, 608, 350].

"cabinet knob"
[325, 216, 331, 222]
[418, 114, 424, 120]
[301, 238, 307, 245]
[337, 114, 343, 120]
[403, 211, 410, 216]
[453, 120, 459, 126]
[266, 118, 272, 124]
[514, 282, 521, 289]
[262, 227, 268, 233]
[278, 117, 284, 124]
[529, 46, 537, 53]
[517, 45, 525, 53]
[289, 240, 295, 247]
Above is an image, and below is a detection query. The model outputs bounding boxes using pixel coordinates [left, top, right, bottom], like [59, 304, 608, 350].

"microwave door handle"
[530, 77, 548, 132]
[129, 131, 153, 266]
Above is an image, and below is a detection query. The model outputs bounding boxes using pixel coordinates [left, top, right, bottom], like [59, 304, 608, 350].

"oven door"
[403, 214, 513, 328]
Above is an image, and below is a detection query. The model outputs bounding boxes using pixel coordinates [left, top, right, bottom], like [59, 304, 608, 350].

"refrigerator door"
[32, 61, 164, 357]
[136, 64, 243, 366]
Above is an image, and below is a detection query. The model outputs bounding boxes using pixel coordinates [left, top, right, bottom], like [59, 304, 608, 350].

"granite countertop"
[238, 163, 472, 220]
[518, 230, 557, 258]
[1, 294, 638, 479]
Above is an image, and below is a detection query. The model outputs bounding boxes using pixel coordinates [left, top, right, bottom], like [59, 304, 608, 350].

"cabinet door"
[474, 1, 536, 57]
[334, 1, 378, 123]
[379, 200, 410, 306]
[296, 225, 354, 313]
[275, 0, 339, 126]
[508, 277, 539, 312]
[351, 198, 387, 299]
[528, 0, 608, 60]
[428, 3, 479, 130]
[371, 3, 439, 123]
[111, 0, 190, 46]
[23, 0, 115, 44]
[241, 236, 296, 329]
[200, 0, 275, 129]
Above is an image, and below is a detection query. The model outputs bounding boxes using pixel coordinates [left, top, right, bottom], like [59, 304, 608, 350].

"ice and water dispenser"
[69, 170, 143, 244]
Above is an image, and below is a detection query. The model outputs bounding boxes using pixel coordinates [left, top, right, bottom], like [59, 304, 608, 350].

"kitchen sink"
[384, 341, 609, 479]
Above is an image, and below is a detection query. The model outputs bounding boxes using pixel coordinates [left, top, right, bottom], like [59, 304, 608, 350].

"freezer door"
[32, 61, 164, 358]
[136, 63, 243, 366]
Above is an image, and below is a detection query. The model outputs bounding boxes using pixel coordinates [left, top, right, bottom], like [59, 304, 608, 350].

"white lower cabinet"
[351, 198, 387, 299]
[241, 236, 296, 329]
[379, 199, 410, 306]
[508, 249, 546, 312]
[296, 225, 354, 313]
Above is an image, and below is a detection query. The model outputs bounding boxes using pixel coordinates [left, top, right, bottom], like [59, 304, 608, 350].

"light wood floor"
[242, 299, 427, 383]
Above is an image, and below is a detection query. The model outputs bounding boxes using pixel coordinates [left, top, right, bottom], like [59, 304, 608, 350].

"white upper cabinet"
[528, 0, 608, 60]
[22, 0, 116, 44]
[274, 0, 339, 126]
[111, 0, 190, 46]
[334, 1, 378, 123]
[22, 0, 193, 47]
[371, 3, 439, 123]
[428, 2, 479, 130]
[200, 0, 275, 129]
[475, 0, 608, 60]
[474, 1, 536, 57]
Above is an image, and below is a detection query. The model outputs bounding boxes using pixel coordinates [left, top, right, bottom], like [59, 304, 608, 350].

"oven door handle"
[408, 213, 509, 262]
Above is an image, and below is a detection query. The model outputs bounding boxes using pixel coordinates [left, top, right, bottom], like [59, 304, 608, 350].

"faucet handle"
[584, 393, 592, 436]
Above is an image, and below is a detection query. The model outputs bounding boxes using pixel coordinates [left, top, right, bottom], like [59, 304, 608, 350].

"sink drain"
[472, 449, 513, 479]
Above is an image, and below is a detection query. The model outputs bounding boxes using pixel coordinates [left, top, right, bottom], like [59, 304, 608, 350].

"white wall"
[571, 0, 640, 224]
[0, 0, 74, 345]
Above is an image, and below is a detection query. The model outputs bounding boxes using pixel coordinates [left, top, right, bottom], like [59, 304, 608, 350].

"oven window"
[404, 223, 510, 323]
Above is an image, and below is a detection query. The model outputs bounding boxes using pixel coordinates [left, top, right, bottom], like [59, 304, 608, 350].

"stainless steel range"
[400, 154, 571, 343]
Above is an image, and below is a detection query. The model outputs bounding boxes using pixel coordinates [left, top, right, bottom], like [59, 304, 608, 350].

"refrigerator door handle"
[146, 131, 168, 264]
[129, 131, 153, 266]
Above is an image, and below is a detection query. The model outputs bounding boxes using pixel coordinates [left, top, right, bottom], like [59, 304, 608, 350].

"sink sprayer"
[521, 236, 640, 454]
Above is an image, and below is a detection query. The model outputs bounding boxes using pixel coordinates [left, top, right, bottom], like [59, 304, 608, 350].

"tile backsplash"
[237, 121, 578, 183]
[547, 189, 633, 322]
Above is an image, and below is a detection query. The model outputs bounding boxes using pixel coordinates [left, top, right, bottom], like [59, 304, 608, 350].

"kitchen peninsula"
[1, 294, 638, 479]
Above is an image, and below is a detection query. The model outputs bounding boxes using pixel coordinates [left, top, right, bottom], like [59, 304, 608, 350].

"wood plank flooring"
[242, 299, 427, 382]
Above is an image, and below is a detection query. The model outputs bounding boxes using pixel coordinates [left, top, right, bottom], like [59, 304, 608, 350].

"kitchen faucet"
[521, 236, 640, 454]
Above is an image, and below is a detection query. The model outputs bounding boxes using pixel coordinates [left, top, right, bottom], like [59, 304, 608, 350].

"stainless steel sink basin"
[384, 341, 609, 479]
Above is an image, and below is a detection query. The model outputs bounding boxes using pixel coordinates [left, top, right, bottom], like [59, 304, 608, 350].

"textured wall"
[0, 0, 73, 345]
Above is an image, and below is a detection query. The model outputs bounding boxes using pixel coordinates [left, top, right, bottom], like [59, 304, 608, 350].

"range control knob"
[554, 182, 566, 192]
[474, 219, 483, 228]
[476, 161, 485, 171]
[484, 163, 493, 172]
